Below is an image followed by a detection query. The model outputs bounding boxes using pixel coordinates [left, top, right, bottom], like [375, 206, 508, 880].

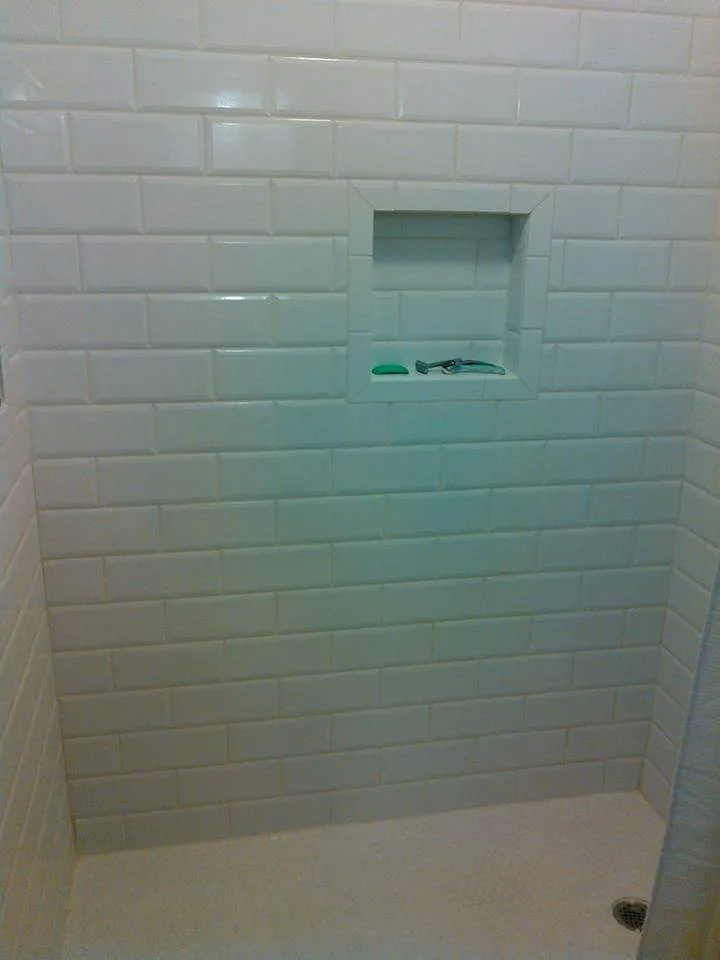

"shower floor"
[62, 792, 663, 960]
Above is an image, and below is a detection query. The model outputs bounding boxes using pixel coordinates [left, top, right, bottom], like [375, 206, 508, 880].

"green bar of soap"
[372, 364, 409, 375]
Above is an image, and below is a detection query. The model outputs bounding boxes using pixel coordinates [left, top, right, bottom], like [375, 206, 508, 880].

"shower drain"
[612, 897, 648, 932]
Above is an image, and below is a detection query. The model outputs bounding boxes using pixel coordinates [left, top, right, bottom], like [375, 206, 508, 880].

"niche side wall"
[2, 0, 718, 852]
[0, 170, 74, 955]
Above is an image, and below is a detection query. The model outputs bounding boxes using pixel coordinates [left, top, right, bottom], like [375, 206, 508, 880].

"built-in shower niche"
[347, 187, 552, 403]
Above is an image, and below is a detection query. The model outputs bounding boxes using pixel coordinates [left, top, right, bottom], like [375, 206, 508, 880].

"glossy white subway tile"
[337, 122, 455, 179]
[579, 12, 691, 72]
[202, 0, 333, 54]
[71, 114, 203, 173]
[1, 45, 134, 108]
[136, 51, 268, 113]
[142, 179, 270, 235]
[60, 0, 199, 45]
[11, 236, 80, 292]
[457, 127, 572, 182]
[274, 58, 394, 120]
[460, 4, 579, 66]
[518, 71, 630, 127]
[209, 119, 333, 176]
[399, 64, 516, 124]
[0, 111, 71, 172]
[81, 238, 210, 292]
[210, 238, 334, 292]
[335, 0, 459, 60]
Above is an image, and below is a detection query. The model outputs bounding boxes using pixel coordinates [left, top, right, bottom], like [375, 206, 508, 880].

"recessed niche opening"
[372, 211, 521, 375]
[347, 186, 552, 403]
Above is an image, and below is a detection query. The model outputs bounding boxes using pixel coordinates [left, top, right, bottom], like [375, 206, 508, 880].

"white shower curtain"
[639, 566, 720, 960]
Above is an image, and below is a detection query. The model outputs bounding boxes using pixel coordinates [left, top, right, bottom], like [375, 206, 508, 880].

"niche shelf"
[346, 185, 553, 403]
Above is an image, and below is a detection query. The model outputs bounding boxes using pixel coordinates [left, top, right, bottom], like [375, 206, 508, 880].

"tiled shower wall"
[1, 0, 718, 852]
[0, 180, 73, 952]
[642, 239, 720, 818]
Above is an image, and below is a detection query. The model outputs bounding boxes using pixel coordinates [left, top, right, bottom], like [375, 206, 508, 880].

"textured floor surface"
[63, 792, 664, 960]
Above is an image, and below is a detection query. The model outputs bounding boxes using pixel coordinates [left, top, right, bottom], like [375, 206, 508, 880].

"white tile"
[441, 442, 544, 489]
[553, 342, 659, 390]
[580, 12, 691, 71]
[8, 175, 141, 233]
[546, 438, 643, 482]
[600, 391, 691, 435]
[332, 707, 428, 750]
[496, 394, 600, 439]
[60, 0, 199, 44]
[2, 0, 59, 38]
[669, 241, 712, 290]
[202, 0, 333, 53]
[631, 76, 720, 131]
[125, 807, 230, 849]
[460, 4, 579, 66]
[563, 240, 670, 290]
[335, 0, 459, 59]
[49, 602, 164, 652]
[334, 447, 439, 494]
[567, 722, 649, 762]
[484, 574, 581, 616]
[231, 795, 329, 836]
[105, 552, 219, 601]
[387, 491, 489, 538]
[336, 122, 454, 179]
[43, 557, 104, 604]
[553, 187, 620, 238]
[218, 451, 331, 498]
[383, 663, 477, 706]
[69, 772, 177, 819]
[426, 772, 516, 813]
[479, 652, 574, 695]
[53, 650, 113, 694]
[276, 496, 385, 543]
[332, 783, 426, 822]
[59, 689, 170, 736]
[39, 507, 159, 557]
[214, 348, 333, 399]
[178, 761, 279, 805]
[11, 237, 79, 292]
[433, 618, 532, 661]
[136, 50, 267, 112]
[390, 402, 495, 444]
[274, 58, 393, 119]
[209, 119, 332, 175]
[141, 179, 269, 235]
[571, 131, 681, 184]
[81, 238, 209, 292]
[457, 128, 571, 182]
[278, 587, 383, 632]
[0, 111, 70, 171]
[64, 737, 121, 779]
[679, 134, 720, 186]
[334, 539, 436, 585]
[575, 648, 660, 688]
[88, 351, 213, 402]
[1, 45, 133, 107]
[399, 64, 516, 123]
[489, 487, 588, 530]
[431, 699, 524, 739]
[693, 18, 720, 75]
[333, 625, 431, 670]
[97, 456, 217, 505]
[171, 680, 277, 726]
[610, 293, 705, 339]
[210, 238, 333, 291]
[382, 740, 475, 784]
[271, 183, 349, 236]
[154, 402, 275, 452]
[538, 528, 633, 571]
[113, 642, 223, 689]
[518, 763, 604, 801]
[280, 671, 380, 715]
[284, 750, 378, 794]
[525, 690, 615, 730]
[620, 188, 716, 239]
[149, 295, 272, 347]
[23, 351, 88, 404]
[31, 405, 154, 457]
[72, 114, 203, 173]
[160, 503, 274, 551]
[20, 295, 147, 348]
[518, 71, 630, 127]
[225, 634, 331, 679]
[229, 716, 328, 761]
[476, 731, 567, 773]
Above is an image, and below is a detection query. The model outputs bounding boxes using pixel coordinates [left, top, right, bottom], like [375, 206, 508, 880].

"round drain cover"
[612, 897, 648, 932]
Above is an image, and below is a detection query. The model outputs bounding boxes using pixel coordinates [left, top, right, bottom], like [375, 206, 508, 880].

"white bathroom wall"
[1, 0, 718, 852]
[0, 170, 73, 955]
[641, 231, 720, 817]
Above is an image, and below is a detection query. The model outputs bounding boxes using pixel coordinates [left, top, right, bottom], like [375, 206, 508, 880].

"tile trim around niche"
[346, 182, 553, 404]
